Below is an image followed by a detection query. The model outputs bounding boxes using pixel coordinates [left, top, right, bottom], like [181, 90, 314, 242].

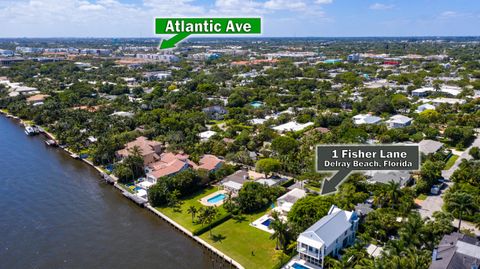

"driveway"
[417, 134, 480, 235]
[442, 134, 480, 179]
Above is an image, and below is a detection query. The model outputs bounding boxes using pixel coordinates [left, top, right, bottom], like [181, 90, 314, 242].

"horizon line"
[1, 35, 480, 39]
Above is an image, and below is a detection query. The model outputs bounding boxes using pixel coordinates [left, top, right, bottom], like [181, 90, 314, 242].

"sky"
[0, 0, 479, 37]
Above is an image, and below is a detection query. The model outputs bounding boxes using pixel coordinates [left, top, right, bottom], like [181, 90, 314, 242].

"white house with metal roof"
[296, 205, 359, 268]
[386, 114, 413, 129]
[352, 114, 382, 125]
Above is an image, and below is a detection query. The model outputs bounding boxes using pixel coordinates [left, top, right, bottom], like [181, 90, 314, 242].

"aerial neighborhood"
[1, 38, 480, 269]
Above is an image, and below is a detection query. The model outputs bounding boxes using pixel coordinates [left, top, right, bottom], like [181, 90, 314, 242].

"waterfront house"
[145, 152, 191, 184]
[116, 136, 163, 165]
[26, 94, 49, 106]
[220, 170, 266, 195]
[296, 205, 359, 268]
[194, 154, 224, 172]
[386, 114, 412, 129]
[221, 170, 249, 194]
[276, 188, 307, 214]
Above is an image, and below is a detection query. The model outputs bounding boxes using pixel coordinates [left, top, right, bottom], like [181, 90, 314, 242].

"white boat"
[25, 126, 37, 135]
[45, 139, 57, 147]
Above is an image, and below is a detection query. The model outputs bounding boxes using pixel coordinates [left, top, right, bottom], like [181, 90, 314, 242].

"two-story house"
[296, 205, 359, 268]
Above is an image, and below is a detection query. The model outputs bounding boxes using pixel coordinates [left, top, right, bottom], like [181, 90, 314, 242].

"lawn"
[417, 194, 428, 200]
[199, 211, 280, 269]
[444, 154, 459, 170]
[156, 186, 227, 232]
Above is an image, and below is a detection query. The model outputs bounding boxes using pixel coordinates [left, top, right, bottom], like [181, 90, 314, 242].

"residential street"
[417, 134, 480, 235]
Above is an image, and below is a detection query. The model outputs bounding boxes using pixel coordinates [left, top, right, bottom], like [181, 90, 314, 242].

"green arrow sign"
[155, 18, 262, 49]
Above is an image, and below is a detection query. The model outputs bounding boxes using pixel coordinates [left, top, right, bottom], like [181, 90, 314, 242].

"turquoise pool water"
[292, 262, 310, 269]
[250, 101, 263, 108]
[207, 193, 226, 204]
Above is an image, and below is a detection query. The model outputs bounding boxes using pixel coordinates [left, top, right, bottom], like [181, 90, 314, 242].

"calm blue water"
[261, 218, 272, 227]
[0, 116, 217, 269]
[292, 262, 310, 269]
[207, 193, 226, 204]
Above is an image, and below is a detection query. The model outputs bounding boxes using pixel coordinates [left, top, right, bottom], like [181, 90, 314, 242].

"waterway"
[0, 116, 217, 269]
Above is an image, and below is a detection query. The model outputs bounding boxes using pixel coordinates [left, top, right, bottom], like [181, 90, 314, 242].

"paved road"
[442, 135, 480, 179]
[418, 135, 480, 236]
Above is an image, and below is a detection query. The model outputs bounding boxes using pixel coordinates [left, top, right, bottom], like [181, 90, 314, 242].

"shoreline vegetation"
[0, 111, 245, 269]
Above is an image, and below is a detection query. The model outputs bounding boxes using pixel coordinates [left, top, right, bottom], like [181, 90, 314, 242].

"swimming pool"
[292, 262, 310, 269]
[250, 101, 263, 108]
[261, 218, 272, 227]
[207, 193, 226, 204]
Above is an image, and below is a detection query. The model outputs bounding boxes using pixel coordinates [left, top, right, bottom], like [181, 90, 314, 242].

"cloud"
[213, 0, 265, 15]
[0, 0, 330, 37]
[439, 11, 459, 18]
[315, 0, 333, 4]
[264, 0, 307, 11]
[369, 3, 394, 10]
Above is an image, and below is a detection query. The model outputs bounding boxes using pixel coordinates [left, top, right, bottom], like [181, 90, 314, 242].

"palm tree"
[187, 206, 198, 223]
[269, 211, 289, 250]
[126, 145, 144, 180]
[200, 207, 218, 238]
[447, 192, 475, 230]
[398, 213, 424, 247]
[375, 181, 402, 208]
[385, 181, 401, 207]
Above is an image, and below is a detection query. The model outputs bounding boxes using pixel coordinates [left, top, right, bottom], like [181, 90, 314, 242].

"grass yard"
[417, 194, 428, 200]
[156, 186, 226, 232]
[199, 211, 280, 269]
[444, 154, 459, 170]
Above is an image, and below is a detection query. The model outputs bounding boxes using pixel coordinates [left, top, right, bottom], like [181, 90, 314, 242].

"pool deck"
[199, 189, 227, 206]
[283, 255, 319, 269]
[250, 213, 274, 234]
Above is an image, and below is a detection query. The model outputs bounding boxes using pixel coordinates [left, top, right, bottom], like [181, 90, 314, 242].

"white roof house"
[276, 188, 307, 213]
[432, 98, 466, 106]
[255, 178, 278, 187]
[386, 114, 413, 128]
[297, 205, 359, 268]
[412, 87, 434, 97]
[199, 130, 217, 141]
[366, 244, 383, 258]
[412, 85, 462, 97]
[419, 139, 444, 155]
[439, 85, 462, 96]
[352, 114, 382, 125]
[110, 111, 134, 117]
[222, 180, 243, 194]
[416, 103, 436, 113]
[250, 118, 267, 125]
[272, 121, 313, 133]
